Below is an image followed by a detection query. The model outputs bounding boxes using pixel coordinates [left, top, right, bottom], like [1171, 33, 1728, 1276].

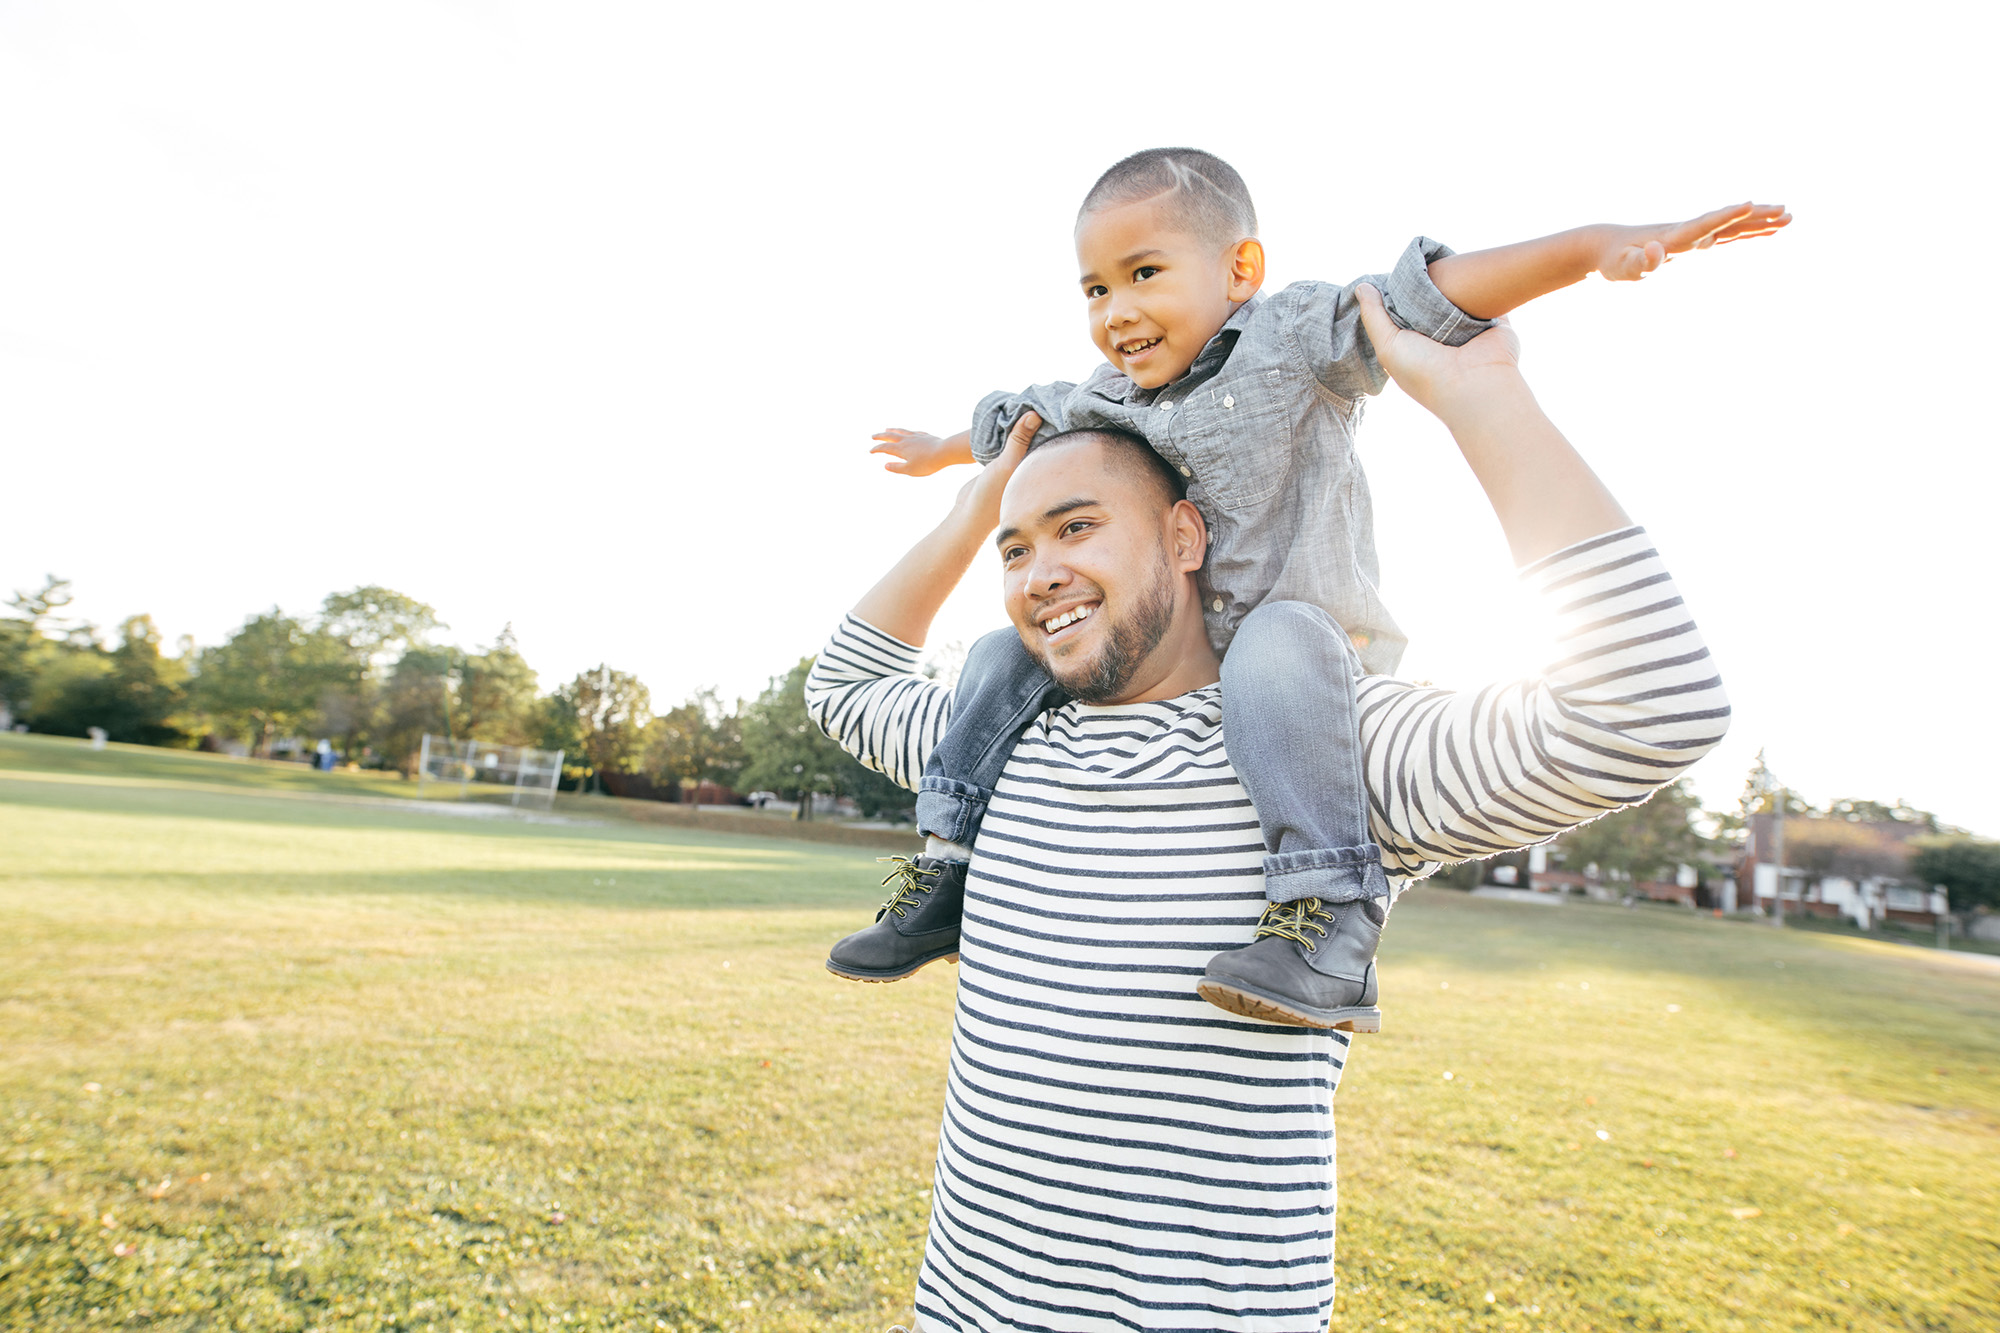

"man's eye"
[1062, 520, 1092, 537]
[1084, 284, 1108, 299]
[1003, 546, 1027, 562]
[1133, 266, 1160, 282]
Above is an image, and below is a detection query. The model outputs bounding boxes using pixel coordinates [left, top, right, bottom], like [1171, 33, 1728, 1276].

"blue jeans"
[914, 601, 1390, 903]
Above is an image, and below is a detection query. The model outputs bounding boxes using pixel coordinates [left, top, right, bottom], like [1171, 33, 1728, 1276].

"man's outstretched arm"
[1353, 286, 1626, 565]
[1349, 288, 1730, 880]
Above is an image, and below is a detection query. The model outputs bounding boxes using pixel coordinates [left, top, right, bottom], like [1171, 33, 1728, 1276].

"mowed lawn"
[2, 735, 1995, 1332]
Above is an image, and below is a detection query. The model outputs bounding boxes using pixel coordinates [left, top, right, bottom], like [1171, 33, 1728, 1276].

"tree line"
[5, 573, 1997, 906]
[0, 575, 911, 816]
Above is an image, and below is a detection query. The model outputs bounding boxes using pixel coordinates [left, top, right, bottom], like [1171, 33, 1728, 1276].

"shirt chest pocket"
[1169, 369, 1297, 511]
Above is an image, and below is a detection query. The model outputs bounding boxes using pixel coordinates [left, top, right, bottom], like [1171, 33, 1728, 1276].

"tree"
[195, 611, 346, 755]
[645, 687, 747, 793]
[373, 645, 457, 772]
[317, 587, 444, 759]
[1, 575, 78, 724]
[1820, 797, 1941, 833]
[320, 587, 443, 668]
[459, 627, 543, 747]
[1783, 818, 1911, 882]
[552, 666, 653, 791]
[1551, 777, 1711, 882]
[1909, 837, 2000, 914]
[738, 658, 911, 819]
[30, 615, 189, 744]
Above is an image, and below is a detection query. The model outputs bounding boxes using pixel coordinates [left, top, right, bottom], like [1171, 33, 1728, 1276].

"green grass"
[2, 732, 1996, 1332]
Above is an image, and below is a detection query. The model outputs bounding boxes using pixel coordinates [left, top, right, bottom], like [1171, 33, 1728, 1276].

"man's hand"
[871, 427, 977, 476]
[1593, 202, 1791, 281]
[952, 413, 1038, 529]
[1356, 285, 1628, 564]
[849, 413, 1040, 646]
[1356, 285, 1520, 421]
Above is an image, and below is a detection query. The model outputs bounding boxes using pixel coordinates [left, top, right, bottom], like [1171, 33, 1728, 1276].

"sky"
[3, 1, 1996, 831]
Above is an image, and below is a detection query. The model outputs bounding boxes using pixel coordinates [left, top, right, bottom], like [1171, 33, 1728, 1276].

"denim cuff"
[916, 776, 990, 845]
[1383, 236, 1498, 348]
[1264, 843, 1391, 904]
[969, 385, 1071, 464]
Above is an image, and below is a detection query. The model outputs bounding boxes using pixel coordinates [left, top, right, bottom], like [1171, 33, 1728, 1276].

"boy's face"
[1075, 197, 1263, 390]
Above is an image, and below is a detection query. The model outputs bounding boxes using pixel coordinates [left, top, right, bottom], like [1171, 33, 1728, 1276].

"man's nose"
[1027, 552, 1070, 596]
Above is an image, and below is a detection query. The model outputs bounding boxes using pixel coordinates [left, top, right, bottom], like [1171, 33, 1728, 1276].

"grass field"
[3, 733, 1996, 1332]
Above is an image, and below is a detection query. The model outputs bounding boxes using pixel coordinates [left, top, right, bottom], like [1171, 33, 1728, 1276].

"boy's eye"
[1084, 284, 1108, 299]
[1133, 266, 1160, 282]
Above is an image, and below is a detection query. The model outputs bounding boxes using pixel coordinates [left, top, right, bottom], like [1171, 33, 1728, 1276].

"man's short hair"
[1030, 426, 1188, 511]
[1077, 148, 1258, 248]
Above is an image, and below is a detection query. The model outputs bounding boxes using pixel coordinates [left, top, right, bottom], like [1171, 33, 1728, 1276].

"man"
[806, 287, 1729, 1332]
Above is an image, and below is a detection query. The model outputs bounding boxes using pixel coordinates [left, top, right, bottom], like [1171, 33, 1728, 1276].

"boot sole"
[1196, 979, 1382, 1033]
[825, 951, 960, 984]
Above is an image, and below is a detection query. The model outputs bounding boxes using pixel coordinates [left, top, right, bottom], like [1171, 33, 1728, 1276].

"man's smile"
[1036, 600, 1099, 645]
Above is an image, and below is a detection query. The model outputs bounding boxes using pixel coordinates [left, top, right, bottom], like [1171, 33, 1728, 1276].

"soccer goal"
[416, 734, 566, 811]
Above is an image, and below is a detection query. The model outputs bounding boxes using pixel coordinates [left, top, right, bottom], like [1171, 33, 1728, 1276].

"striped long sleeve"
[1357, 526, 1729, 879]
[805, 526, 1728, 881]
[804, 614, 954, 792]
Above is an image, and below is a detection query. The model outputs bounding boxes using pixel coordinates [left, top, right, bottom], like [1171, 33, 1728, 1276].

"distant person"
[806, 293, 1730, 1330]
[825, 147, 1783, 1034]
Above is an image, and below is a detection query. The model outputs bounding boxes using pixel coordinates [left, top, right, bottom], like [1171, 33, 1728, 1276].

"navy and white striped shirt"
[805, 527, 1727, 1331]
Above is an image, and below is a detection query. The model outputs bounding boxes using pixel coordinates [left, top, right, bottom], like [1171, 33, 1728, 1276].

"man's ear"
[1226, 238, 1265, 302]
[1168, 499, 1208, 573]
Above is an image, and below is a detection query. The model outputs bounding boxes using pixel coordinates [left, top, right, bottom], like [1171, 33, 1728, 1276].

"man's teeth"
[1043, 605, 1093, 633]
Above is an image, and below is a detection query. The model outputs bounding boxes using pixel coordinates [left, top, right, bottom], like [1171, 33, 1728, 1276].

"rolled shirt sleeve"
[968, 380, 1078, 464]
[1291, 236, 1498, 401]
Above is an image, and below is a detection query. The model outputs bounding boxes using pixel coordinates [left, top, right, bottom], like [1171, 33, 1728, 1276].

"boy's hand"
[1594, 202, 1791, 281]
[871, 427, 977, 476]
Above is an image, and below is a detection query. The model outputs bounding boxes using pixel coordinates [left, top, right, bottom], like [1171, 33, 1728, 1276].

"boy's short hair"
[1031, 426, 1188, 511]
[1078, 148, 1258, 248]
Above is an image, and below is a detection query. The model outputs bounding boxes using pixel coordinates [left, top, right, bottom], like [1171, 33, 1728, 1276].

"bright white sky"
[3, 2, 1995, 831]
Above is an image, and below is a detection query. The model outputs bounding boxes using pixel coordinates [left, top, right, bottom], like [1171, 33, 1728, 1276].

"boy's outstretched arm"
[871, 427, 976, 476]
[1426, 202, 1791, 321]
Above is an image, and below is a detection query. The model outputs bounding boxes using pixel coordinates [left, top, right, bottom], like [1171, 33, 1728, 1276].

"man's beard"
[1042, 553, 1178, 705]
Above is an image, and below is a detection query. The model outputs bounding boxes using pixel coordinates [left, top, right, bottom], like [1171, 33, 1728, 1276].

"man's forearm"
[1432, 369, 1630, 566]
[849, 495, 993, 647]
[1427, 227, 1607, 321]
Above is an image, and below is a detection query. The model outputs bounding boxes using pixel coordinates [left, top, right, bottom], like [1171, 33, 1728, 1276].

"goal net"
[416, 734, 566, 811]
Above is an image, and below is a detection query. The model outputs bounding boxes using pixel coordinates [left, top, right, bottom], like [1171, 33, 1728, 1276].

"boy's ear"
[1227, 238, 1265, 301]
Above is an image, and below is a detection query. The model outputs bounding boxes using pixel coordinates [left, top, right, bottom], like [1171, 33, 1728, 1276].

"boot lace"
[875, 855, 942, 920]
[1251, 897, 1334, 952]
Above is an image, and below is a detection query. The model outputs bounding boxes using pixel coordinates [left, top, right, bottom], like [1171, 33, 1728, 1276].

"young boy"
[823, 148, 1786, 1031]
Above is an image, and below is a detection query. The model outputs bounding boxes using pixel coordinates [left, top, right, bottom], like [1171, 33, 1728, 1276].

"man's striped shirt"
[804, 526, 1727, 1331]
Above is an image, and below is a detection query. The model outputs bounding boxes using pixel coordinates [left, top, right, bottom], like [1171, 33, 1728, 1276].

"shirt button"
[1223, 394, 1235, 408]
[1211, 598, 1225, 613]
[1159, 401, 1174, 412]
[1178, 465, 1191, 477]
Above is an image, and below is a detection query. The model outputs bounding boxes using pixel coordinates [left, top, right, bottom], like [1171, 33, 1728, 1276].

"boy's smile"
[1075, 197, 1264, 391]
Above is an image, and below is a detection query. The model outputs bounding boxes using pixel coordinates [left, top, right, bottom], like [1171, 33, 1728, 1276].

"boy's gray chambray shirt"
[969, 236, 1494, 676]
